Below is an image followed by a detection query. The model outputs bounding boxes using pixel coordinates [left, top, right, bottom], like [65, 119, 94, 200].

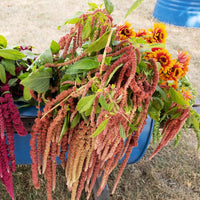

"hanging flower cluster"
[0, 41, 34, 199]
[0, 84, 28, 199]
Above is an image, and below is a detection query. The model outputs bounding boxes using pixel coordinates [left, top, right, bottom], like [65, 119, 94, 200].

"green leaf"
[148, 103, 161, 121]
[169, 87, 190, 106]
[39, 48, 53, 64]
[50, 40, 60, 54]
[128, 123, 138, 132]
[20, 68, 52, 93]
[99, 94, 108, 111]
[151, 97, 164, 111]
[104, 57, 112, 65]
[60, 74, 74, 92]
[0, 49, 25, 60]
[66, 58, 99, 74]
[18, 72, 29, 80]
[91, 118, 109, 137]
[0, 64, 6, 83]
[85, 104, 101, 116]
[0, 35, 7, 48]
[59, 114, 69, 142]
[77, 95, 96, 113]
[87, 30, 110, 53]
[1, 59, 16, 75]
[105, 63, 123, 86]
[58, 11, 83, 29]
[191, 110, 199, 131]
[171, 112, 181, 119]
[125, 0, 144, 19]
[88, 2, 99, 10]
[165, 106, 178, 115]
[119, 122, 126, 140]
[130, 37, 147, 45]
[108, 102, 114, 112]
[71, 113, 81, 128]
[23, 87, 32, 101]
[82, 16, 92, 40]
[8, 78, 18, 86]
[103, 0, 114, 14]
[150, 43, 165, 49]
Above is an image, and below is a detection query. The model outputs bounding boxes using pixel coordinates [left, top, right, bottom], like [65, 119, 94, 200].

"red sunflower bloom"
[119, 21, 136, 40]
[136, 29, 147, 37]
[149, 23, 167, 44]
[171, 61, 185, 80]
[152, 49, 174, 73]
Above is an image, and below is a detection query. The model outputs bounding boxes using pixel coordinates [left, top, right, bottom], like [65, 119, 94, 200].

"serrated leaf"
[1, 59, 16, 75]
[23, 87, 32, 101]
[169, 87, 190, 106]
[39, 48, 53, 64]
[0, 49, 25, 60]
[87, 30, 110, 53]
[0, 35, 7, 48]
[91, 118, 109, 137]
[0, 64, 6, 83]
[125, 0, 144, 18]
[82, 16, 92, 40]
[103, 0, 114, 14]
[20, 69, 52, 93]
[99, 94, 108, 111]
[50, 40, 60, 54]
[71, 113, 81, 128]
[77, 95, 96, 113]
[119, 122, 126, 140]
[66, 58, 99, 74]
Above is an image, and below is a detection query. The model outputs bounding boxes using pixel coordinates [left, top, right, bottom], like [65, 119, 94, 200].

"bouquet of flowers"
[0, 0, 199, 199]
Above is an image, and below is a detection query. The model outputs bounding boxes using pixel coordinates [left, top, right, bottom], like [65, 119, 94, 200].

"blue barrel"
[15, 106, 154, 165]
[153, 0, 200, 28]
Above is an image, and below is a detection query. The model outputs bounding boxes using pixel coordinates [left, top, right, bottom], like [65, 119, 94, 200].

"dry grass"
[0, 0, 200, 199]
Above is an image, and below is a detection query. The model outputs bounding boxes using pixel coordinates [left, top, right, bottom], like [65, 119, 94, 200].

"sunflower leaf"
[124, 0, 144, 19]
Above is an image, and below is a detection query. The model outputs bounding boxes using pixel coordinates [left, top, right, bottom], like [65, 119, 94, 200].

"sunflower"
[181, 88, 193, 101]
[136, 28, 147, 37]
[177, 50, 190, 72]
[171, 61, 185, 80]
[151, 48, 174, 73]
[149, 23, 167, 44]
[119, 21, 136, 40]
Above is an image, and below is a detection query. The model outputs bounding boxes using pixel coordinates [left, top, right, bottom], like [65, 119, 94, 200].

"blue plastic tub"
[15, 106, 154, 165]
[153, 0, 200, 28]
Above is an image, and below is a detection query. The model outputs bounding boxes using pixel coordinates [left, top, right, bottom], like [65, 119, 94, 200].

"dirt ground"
[0, 0, 200, 199]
